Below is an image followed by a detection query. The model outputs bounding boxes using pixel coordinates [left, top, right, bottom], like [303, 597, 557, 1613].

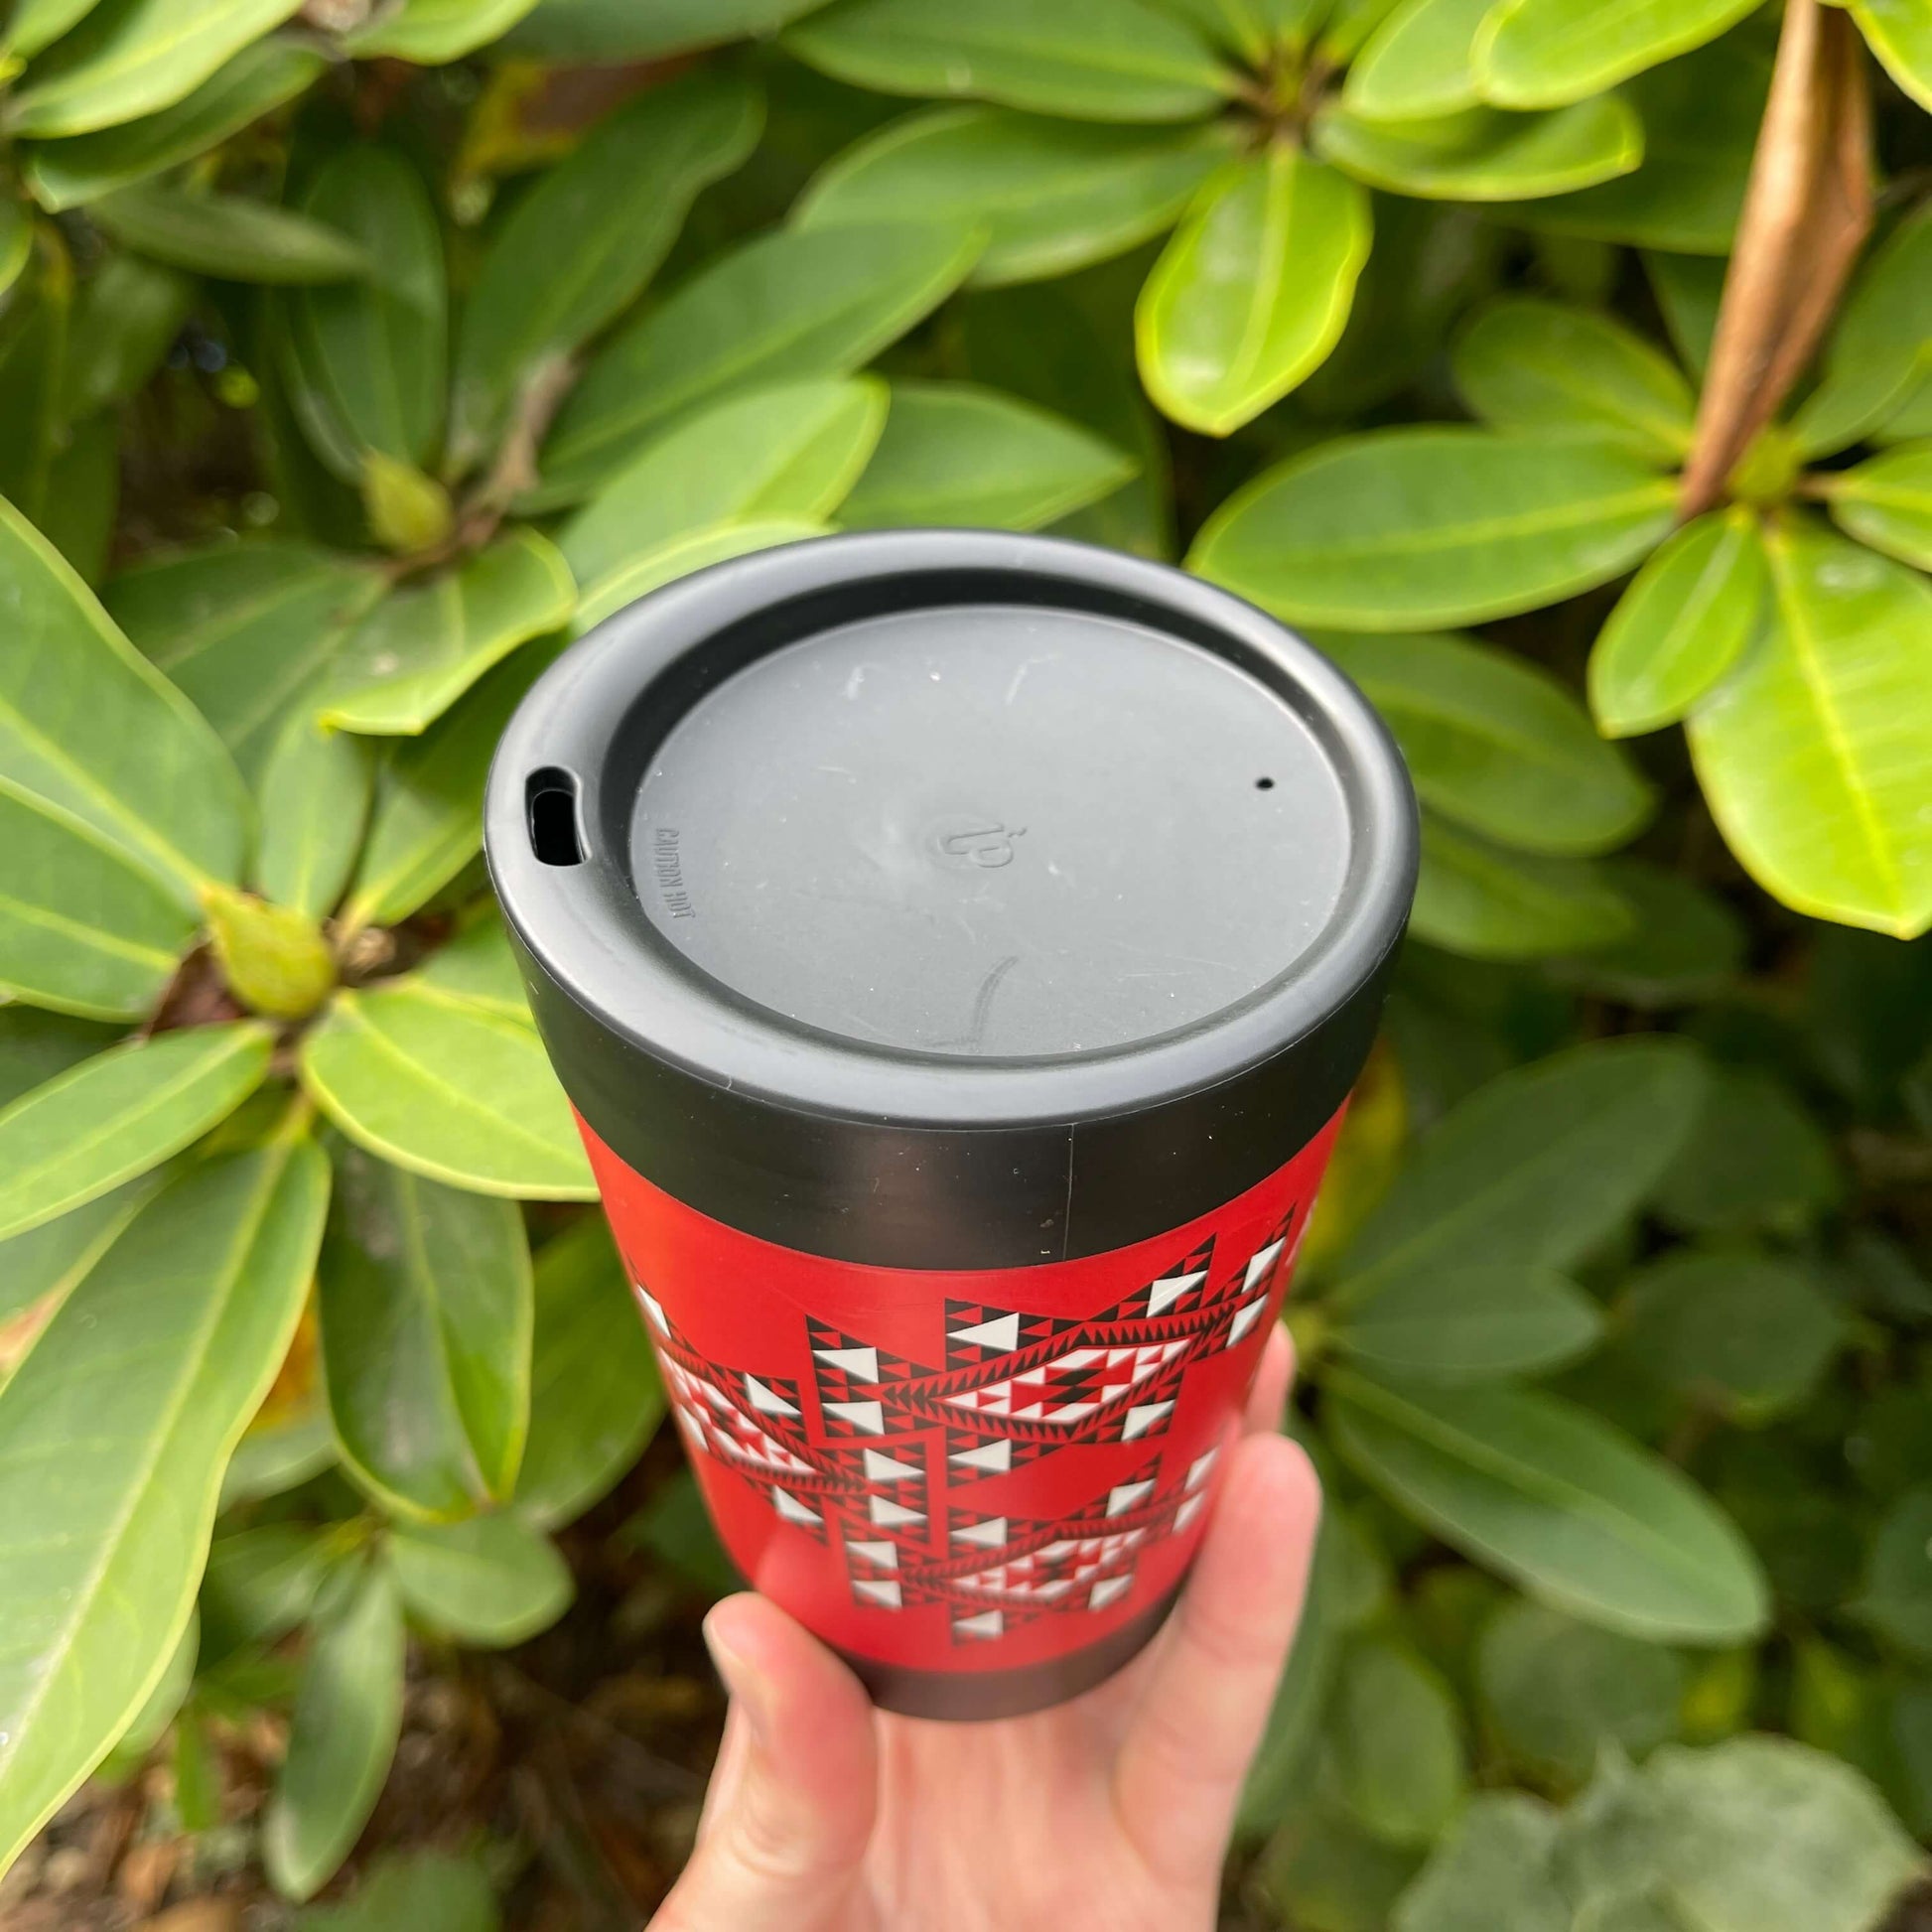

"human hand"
[651, 1322, 1319, 1932]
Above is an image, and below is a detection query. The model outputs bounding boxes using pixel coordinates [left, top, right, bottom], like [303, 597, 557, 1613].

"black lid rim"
[484, 530, 1418, 1136]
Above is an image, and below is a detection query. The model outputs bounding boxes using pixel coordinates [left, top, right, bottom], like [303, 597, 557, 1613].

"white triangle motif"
[1146, 1269, 1208, 1318]
[744, 1375, 798, 1417]
[847, 1540, 897, 1569]
[1244, 1239, 1286, 1292]
[950, 1312, 1022, 1352]
[814, 1344, 879, 1380]
[1228, 1299, 1268, 1346]
[853, 1578, 902, 1609]
[1107, 1478, 1156, 1517]
[634, 1286, 668, 1333]
[823, 1400, 886, 1435]
[950, 1439, 1012, 1473]
[954, 1609, 1004, 1640]
[870, 1494, 925, 1529]
[1089, 1575, 1134, 1610]
[1121, 1400, 1175, 1441]
[863, 1449, 922, 1482]
[952, 1517, 1008, 1550]
[1186, 1447, 1219, 1491]
[772, 1489, 820, 1527]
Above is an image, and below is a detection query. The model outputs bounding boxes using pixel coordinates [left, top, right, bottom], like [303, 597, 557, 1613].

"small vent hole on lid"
[1255, 776, 1276, 790]
[527, 767, 585, 866]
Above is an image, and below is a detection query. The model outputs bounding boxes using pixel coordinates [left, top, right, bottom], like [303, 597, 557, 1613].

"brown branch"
[1679, 0, 1873, 519]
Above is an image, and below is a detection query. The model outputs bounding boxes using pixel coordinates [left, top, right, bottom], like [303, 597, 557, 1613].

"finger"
[1111, 1433, 1320, 1892]
[652, 1593, 878, 1932]
[1242, 1321, 1296, 1437]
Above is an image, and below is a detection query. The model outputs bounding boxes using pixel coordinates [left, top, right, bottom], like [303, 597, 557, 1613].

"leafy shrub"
[0, 0, 1927, 1922]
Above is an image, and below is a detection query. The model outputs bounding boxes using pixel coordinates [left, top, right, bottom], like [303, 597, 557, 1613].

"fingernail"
[704, 1610, 772, 1745]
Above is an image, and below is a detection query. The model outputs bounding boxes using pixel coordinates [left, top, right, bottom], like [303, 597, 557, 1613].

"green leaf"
[219, 1401, 335, 1509]
[1327, 1369, 1770, 1643]
[1862, 1486, 1932, 1661]
[1477, 1600, 1685, 1785]
[1340, 1035, 1707, 1286]
[1826, 444, 1932, 573]
[798, 105, 1232, 289]
[3, 492, 248, 907]
[262, 1562, 407, 1903]
[1474, 0, 1759, 109]
[1136, 146, 1370, 435]
[1343, 0, 1495, 122]
[572, 518, 831, 634]
[1332, 1265, 1604, 1383]
[0, 1006, 122, 1109]
[341, 640, 565, 929]
[784, 0, 1235, 122]
[62, 254, 194, 419]
[1314, 98, 1642, 203]
[1189, 428, 1676, 628]
[1797, 207, 1932, 459]
[0, 202, 30, 306]
[388, 1513, 573, 1646]
[505, 0, 829, 59]
[0, 1022, 273, 1243]
[281, 147, 447, 480]
[516, 1214, 665, 1529]
[1588, 507, 1767, 738]
[1332, 1638, 1466, 1848]
[5, 0, 104, 61]
[1852, 0, 1932, 113]
[204, 885, 335, 1022]
[201, 1523, 343, 1660]
[97, 1609, 198, 1779]
[6, 0, 305, 139]
[346, 0, 543, 61]
[1687, 521, 1932, 939]
[1614, 1251, 1843, 1420]
[1413, 818, 1634, 959]
[39, 411, 119, 587]
[321, 531, 575, 738]
[0, 1177, 154, 1329]
[0, 1137, 327, 1872]
[1551, 859, 1746, 1007]
[1451, 298, 1693, 463]
[1393, 1791, 1569, 1932]
[318, 1143, 534, 1521]
[0, 269, 70, 526]
[560, 376, 884, 605]
[20, 37, 325, 210]
[448, 69, 762, 473]
[0, 779, 198, 1020]
[840, 379, 1135, 528]
[1508, 32, 1768, 255]
[622, 1467, 741, 1597]
[301, 978, 596, 1200]
[536, 220, 982, 509]
[358, 454, 454, 558]
[1653, 1065, 1840, 1235]
[109, 539, 387, 785]
[1318, 629, 1652, 855]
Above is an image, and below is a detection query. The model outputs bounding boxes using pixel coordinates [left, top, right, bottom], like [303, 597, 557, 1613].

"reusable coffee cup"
[484, 530, 1417, 1720]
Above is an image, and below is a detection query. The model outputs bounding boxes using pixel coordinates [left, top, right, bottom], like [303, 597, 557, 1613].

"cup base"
[839, 1584, 1183, 1722]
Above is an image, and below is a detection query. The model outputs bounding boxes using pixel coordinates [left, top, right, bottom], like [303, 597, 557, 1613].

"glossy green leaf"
[321, 531, 573, 738]
[1392, 1792, 1569, 1932]
[62, 255, 193, 419]
[0, 1022, 273, 1243]
[1477, 1600, 1685, 1785]
[1136, 146, 1370, 435]
[1589, 507, 1766, 738]
[0, 203, 30, 306]
[1852, 0, 1932, 112]
[5, 0, 104, 61]
[318, 1145, 533, 1520]
[536, 220, 982, 509]
[96, 1609, 198, 1780]
[1474, 0, 1759, 109]
[784, 0, 1235, 122]
[1452, 299, 1693, 462]
[340, 640, 564, 929]
[1413, 817, 1634, 960]
[6, 0, 305, 139]
[1653, 1066, 1840, 1235]
[255, 712, 374, 920]
[0, 1177, 154, 1328]
[1687, 521, 1932, 939]
[0, 1138, 327, 1873]
[110, 539, 386, 785]
[448, 69, 762, 473]
[347, 0, 543, 61]
[1645, 248, 1728, 381]
[200, 1523, 343, 1660]
[517, 1216, 664, 1530]
[0, 1006, 121, 1110]
[0, 271, 70, 527]
[281, 147, 447, 480]
[1615, 1252, 1842, 1420]
[388, 1513, 573, 1646]
[572, 518, 831, 633]
[20, 37, 325, 210]
[1328, 1369, 1770, 1642]
[1332, 1639, 1466, 1848]
[1826, 444, 1932, 573]
[623, 1467, 741, 1597]
[1343, 0, 1494, 121]
[1314, 98, 1642, 203]
[1862, 1486, 1932, 1661]
[840, 379, 1135, 528]
[505, 0, 830, 58]
[262, 1563, 406, 1903]
[1192, 428, 1676, 629]
[2, 494, 246, 907]
[89, 179, 368, 285]
[0, 779, 197, 1020]
[1340, 1035, 1708, 1286]
[1319, 629, 1652, 855]
[1553, 860, 1745, 1007]
[301, 979, 596, 1200]
[220, 1407, 335, 1515]
[39, 412, 119, 587]
[1332, 1265, 1604, 1383]
[798, 106, 1231, 288]
[561, 377, 883, 604]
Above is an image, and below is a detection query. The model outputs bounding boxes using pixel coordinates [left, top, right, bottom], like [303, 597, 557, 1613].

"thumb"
[652, 1593, 878, 1932]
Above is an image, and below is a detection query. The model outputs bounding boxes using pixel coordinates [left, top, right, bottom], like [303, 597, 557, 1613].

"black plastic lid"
[484, 532, 1417, 1269]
